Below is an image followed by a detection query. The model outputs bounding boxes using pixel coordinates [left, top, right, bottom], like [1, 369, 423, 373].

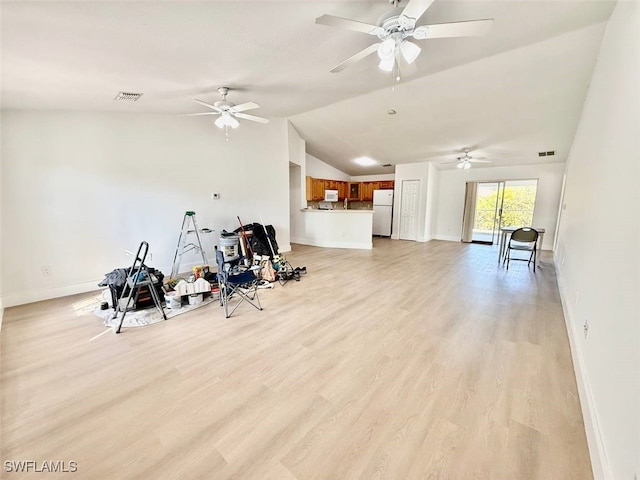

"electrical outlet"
[212, 192, 220, 200]
[583, 318, 589, 338]
[41, 266, 51, 276]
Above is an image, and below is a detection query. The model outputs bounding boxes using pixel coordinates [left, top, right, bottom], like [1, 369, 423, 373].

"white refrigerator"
[372, 189, 393, 236]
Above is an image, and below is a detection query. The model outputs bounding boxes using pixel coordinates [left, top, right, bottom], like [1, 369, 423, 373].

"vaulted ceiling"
[1, 1, 615, 175]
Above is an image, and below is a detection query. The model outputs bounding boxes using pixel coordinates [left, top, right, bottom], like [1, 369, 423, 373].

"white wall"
[305, 154, 350, 181]
[288, 122, 307, 243]
[434, 163, 565, 249]
[1, 111, 291, 307]
[554, 2, 639, 479]
[350, 174, 395, 182]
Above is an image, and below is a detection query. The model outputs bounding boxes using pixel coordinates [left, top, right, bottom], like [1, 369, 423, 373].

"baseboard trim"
[2, 280, 103, 308]
[554, 253, 610, 480]
[434, 235, 461, 242]
[291, 238, 372, 250]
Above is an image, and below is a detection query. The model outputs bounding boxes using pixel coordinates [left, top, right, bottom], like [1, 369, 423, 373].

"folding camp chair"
[215, 248, 262, 318]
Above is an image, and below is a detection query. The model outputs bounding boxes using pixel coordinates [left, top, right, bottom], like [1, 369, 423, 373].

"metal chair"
[503, 227, 538, 272]
[215, 248, 262, 318]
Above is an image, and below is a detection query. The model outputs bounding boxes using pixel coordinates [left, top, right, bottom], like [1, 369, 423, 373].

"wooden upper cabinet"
[305, 176, 313, 202]
[348, 182, 361, 200]
[312, 178, 325, 201]
[306, 177, 394, 203]
[337, 181, 348, 201]
[361, 182, 376, 201]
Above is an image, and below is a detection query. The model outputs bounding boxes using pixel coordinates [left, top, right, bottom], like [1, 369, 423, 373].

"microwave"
[324, 189, 338, 202]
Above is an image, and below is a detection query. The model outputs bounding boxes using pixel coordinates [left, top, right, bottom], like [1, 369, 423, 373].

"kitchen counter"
[296, 208, 373, 249]
[302, 208, 373, 213]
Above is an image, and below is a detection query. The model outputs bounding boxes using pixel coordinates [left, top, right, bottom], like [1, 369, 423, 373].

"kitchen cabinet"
[305, 176, 313, 202]
[337, 181, 348, 200]
[307, 177, 393, 202]
[312, 178, 325, 201]
[360, 182, 380, 201]
[348, 182, 361, 200]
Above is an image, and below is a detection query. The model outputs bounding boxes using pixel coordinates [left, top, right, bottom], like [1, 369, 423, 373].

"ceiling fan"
[316, 0, 494, 75]
[442, 149, 491, 170]
[185, 87, 269, 129]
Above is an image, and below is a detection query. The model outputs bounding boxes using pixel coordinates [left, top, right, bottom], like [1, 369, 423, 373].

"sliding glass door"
[463, 179, 538, 245]
[471, 182, 502, 244]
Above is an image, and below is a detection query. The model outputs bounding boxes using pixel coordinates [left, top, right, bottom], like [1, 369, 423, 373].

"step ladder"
[170, 211, 211, 279]
[113, 241, 166, 334]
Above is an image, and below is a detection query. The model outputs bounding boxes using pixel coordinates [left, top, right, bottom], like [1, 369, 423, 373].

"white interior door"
[399, 180, 419, 240]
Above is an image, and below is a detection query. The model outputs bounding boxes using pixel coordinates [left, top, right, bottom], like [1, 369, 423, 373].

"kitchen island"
[296, 208, 373, 249]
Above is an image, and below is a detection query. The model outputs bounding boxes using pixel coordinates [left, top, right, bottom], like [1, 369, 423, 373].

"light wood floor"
[1, 239, 592, 479]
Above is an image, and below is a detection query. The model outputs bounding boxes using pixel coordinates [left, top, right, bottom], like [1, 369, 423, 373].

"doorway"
[399, 180, 420, 240]
[462, 179, 538, 244]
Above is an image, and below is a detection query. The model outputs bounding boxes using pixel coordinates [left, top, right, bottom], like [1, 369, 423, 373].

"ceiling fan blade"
[330, 43, 381, 73]
[180, 112, 219, 116]
[315, 14, 384, 36]
[194, 98, 222, 112]
[230, 102, 260, 113]
[415, 19, 494, 39]
[399, 0, 436, 27]
[235, 112, 269, 124]
[469, 159, 492, 163]
[441, 160, 461, 164]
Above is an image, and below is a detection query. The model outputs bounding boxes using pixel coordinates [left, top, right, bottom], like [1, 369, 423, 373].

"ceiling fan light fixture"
[463, 161, 472, 170]
[226, 114, 240, 129]
[400, 40, 421, 64]
[377, 38, 396, 60]
[378, 56, 395, 72]
[214, 116, 225, 129]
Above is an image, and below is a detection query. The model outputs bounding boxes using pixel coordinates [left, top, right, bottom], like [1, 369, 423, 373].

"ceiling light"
[225, 113, 240, 129]
[400, 40, 421, 64]
[377, 38, 395, 60]
[378, 56, 395, 72]
[463, 161, 472, 170]
[354, 156, 377, 166]
[216, 112, 239, 129]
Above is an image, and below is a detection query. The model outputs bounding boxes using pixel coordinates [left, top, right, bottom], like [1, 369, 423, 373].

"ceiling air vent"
[114, 92, 143, 102]
[382, 163, 393, 167]
[538, 150, 555, 157]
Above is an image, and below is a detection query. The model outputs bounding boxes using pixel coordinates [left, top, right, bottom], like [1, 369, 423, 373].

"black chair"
[215, 248, 262, 318]
[503, 227, 538, 272]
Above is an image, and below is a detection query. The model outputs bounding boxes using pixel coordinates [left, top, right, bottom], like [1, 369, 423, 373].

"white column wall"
[554, 2, 640, 479]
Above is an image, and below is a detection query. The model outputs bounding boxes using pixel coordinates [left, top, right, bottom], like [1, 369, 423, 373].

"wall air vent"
[114, 92, 143, 102]
[538, 150, 556, 157]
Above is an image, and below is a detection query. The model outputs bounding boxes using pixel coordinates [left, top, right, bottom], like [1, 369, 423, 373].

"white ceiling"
[1, 0, 615, 175]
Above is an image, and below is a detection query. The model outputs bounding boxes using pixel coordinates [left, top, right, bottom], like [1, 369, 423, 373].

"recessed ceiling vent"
[538, 150, 555, 157]
[114, 92, 143, 102]
[382, 163, 393, 167]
